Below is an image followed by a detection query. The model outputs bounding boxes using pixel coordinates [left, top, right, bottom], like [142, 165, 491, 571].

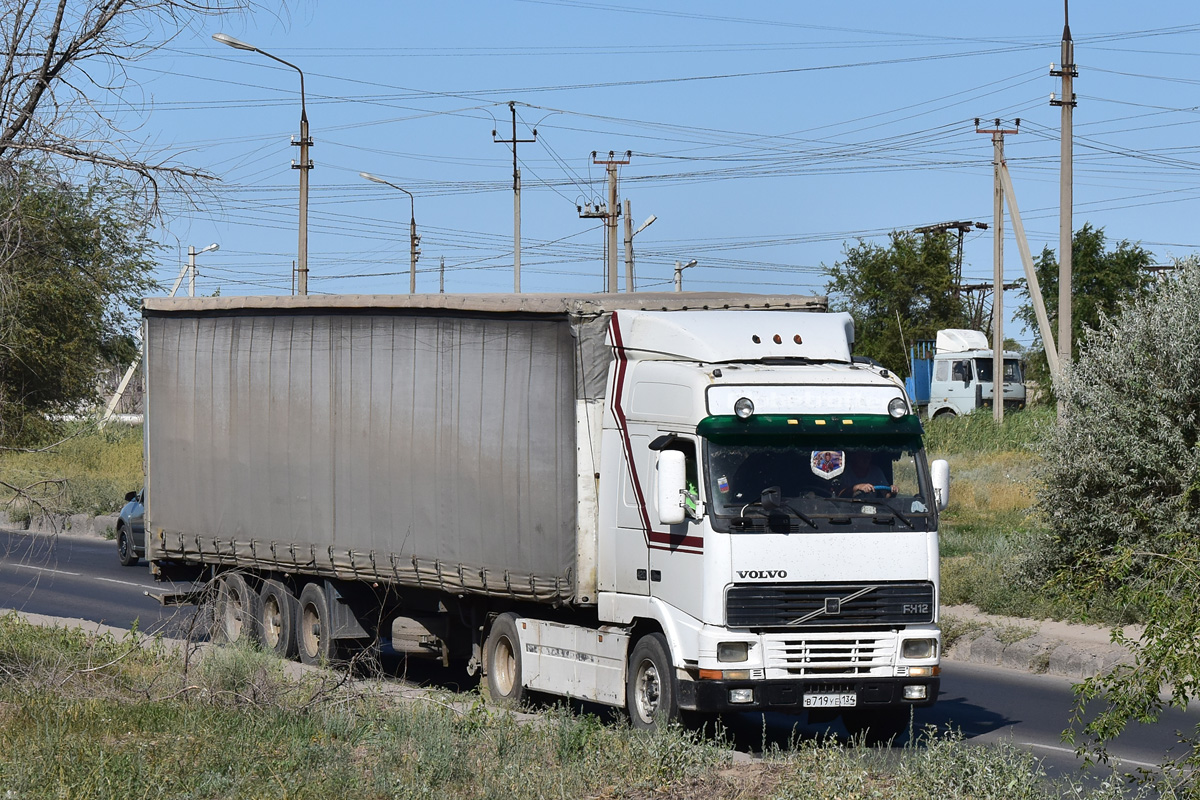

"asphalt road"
[2, 524, 1196, 788]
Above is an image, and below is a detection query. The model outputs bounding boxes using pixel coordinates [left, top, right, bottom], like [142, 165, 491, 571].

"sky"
[123, 0, 1200, 347]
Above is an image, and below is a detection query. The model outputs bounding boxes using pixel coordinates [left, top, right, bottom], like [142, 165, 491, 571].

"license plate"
[803, 692, 857, 708]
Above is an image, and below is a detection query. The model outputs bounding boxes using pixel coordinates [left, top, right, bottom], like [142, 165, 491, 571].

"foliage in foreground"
[0, 615, 1174, 799]
[1035, 256, 1200, 783]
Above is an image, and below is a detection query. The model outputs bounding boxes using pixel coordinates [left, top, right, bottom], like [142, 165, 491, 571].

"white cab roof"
[612, 309, 854, 363]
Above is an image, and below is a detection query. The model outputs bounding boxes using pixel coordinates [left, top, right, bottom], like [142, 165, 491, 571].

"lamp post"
[674, 259, 697, 292]
[361, 172, 419, 293]
[213, 33, 312, 296]
[623, 203, 656, 292]
[187, 243, 220, 297]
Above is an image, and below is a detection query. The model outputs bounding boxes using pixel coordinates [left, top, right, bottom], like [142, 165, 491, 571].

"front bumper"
[678, 675, 940, 714]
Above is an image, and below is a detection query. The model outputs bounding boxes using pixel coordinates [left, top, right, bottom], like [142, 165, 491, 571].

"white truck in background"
[141, 292, 949, 739]
[905, 329, 1026, 419]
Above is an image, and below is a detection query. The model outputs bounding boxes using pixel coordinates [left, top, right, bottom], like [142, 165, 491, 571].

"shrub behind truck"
[142, 293, 949, 737]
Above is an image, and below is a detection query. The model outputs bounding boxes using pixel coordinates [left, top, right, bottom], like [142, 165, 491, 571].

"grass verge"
[0, 422, 142, 520]
[0, 615, 1165, 800]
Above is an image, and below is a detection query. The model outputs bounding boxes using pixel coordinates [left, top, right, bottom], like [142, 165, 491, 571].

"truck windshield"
[974, 358, 1023, 383]
[704, 439, 933, 533]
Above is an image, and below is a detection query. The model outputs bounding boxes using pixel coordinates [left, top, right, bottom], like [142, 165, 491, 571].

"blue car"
[117, 489, 144, 567]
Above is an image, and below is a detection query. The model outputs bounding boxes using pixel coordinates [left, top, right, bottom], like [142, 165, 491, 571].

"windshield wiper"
[826, 495, 915, 529]
[739, 486, 818, 529]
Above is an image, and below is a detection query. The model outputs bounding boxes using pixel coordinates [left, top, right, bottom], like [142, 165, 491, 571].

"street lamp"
[674, 259, 697, 292]
[213, 33, 312, 296]
[186, 243, 220, 298]
[361, 172, 419, 294]
[623, 208, 656, 292]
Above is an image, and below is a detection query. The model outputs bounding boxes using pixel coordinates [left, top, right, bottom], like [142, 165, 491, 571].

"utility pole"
[439, 256, 445, 294]
[976, 118, 1019, 423]
[1051, 0, 1077, 408]
[592, 150, 631, 293]
[409, 212, 421, 294]
[623, 199, 634, 292]
[493, 101, 537, 293]
[912, 220, 988, 303]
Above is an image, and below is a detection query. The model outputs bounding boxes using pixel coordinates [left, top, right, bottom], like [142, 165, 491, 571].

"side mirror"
[657, 450, 687, 526]
[930, 459, 950, 511]
[125, 490, 138, 502]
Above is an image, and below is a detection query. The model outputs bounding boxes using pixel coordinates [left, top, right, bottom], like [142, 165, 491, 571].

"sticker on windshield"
[717, 475, 730, 494]
[811, 450, 844, 479]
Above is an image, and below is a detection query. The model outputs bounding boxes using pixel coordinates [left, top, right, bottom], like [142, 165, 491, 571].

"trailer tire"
[117, 527, 139, 567]
[626, 633, 680, 730]
[259, 580, 298, 658]
[297, 582, 335, 665]
[484, 613, 526, 708]
[213, 572, 260, 645]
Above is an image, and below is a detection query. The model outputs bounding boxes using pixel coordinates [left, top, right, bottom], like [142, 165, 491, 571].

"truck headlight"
[734, 397, 754, 419]
[717, 641, 749, 662]
[901, 638, 936, 660]
[888, 397, 908, 419]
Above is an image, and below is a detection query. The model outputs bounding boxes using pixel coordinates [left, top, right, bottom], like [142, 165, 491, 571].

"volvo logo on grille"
[789, 586, 877, 625]
[737, 570, 788, 579]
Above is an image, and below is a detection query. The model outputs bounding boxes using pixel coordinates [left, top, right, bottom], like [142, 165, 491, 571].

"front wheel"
[626, 633, 679, 730]
[117, 527, 139, 567]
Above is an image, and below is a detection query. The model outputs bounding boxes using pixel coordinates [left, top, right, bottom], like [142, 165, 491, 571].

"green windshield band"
[697, 414, 924, 446]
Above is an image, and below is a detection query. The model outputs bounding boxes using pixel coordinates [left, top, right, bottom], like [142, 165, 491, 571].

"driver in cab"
[839, 451, 896, 498]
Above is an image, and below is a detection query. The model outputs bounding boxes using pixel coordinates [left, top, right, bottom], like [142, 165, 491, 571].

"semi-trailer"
[141, 292, 949, 737]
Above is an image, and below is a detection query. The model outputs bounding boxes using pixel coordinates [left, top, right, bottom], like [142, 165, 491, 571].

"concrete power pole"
[593, 151, 631, 293]
[493, 101, 536, 293]
[623, 199, 634, 292]
[976, 118, 1019, 423]
[1051, 1, 1077, 406]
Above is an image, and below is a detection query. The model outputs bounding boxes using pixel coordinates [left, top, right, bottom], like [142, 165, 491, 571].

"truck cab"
[589, 309, 947, 737]
[907, 329, 1025, 418]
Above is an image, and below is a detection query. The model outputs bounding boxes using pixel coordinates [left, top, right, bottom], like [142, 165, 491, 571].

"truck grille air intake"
[726, 582, 935, 628]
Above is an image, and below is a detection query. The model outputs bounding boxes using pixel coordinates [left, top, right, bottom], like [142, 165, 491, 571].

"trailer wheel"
[258, 580, 298, 658]
[297, 582, 335, 665]
[842, 707, 910, 746]
[484, 613, 526, 707]
[117, 527, 139, 567]
[213, 572, 260, 645]
[626, 633, 680, 730]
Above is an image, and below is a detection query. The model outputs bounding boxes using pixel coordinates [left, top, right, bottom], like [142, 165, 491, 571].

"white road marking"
[6, 561, 151, 590]
[1021, 742, 1159, 769]
[7, 562, 81, 577]
[94, 576, 151, 589]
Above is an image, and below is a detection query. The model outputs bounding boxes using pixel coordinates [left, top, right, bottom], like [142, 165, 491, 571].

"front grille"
[764, 634, 895, 676]
[726, 581, 935, 628]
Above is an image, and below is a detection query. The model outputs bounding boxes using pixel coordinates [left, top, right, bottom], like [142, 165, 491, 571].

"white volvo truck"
[141, 293, 948, 738]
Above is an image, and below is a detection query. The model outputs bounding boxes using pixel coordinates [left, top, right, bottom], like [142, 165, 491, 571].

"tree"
[1036, 256, 1200, 792]
[0, 0, 258, 199]
[823, 230, 968, 376]
[1013, 224, 1154, 399]
[0, 174, 156, 444]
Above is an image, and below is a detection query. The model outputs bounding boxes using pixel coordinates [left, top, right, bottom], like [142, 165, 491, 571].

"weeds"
[0, 617, 1170, 799]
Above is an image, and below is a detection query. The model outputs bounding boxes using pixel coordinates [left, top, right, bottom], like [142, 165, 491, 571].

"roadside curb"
[942, 604, 1135, 680]
[0, 510, 118, 539]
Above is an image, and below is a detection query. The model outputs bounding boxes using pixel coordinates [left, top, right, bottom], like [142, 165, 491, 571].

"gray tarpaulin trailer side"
[142, 292, 825, 606]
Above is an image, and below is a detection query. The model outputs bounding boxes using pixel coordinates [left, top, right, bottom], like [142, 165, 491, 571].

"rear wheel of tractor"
[626, 633, 680, 730]
[842, 707, 910, 746]
[117, 527, 139, 567]
[258, 579, 298, 658]
[297, 582, 336, 665]
[484, 613, 526, 708]
[213, 572, 260, 645]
